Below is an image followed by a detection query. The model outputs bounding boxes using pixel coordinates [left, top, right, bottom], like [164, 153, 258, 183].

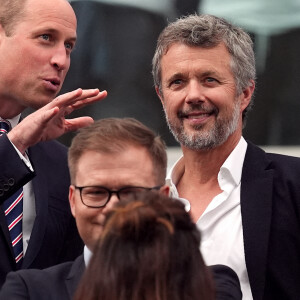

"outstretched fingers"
[48, 89, 107, 114]
[70, 90, 107, 110]
[49, 88, 84, 109]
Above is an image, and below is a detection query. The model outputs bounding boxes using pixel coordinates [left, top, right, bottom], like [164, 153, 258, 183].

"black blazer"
[0, 255, 85, 300]
[0, 259, 241, 300]
[0, 134, 83, 287]
[241, 142, 300, 300]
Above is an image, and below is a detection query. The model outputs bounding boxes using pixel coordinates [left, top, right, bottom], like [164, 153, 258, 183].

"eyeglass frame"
[73, 185, 162, 208]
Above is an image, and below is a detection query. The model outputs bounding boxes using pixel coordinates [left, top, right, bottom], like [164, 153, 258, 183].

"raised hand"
[8, 88, 107, 154]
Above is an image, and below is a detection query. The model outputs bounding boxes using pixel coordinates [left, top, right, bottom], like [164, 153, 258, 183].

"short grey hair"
[152, 14, 256, 122]
[0, 0, 27, 36]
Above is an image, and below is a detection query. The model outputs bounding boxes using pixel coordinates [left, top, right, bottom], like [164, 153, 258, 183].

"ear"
[155, 86, 164, 106]
[69, 185, 76, 218]
[159, 185, 170, 196]
[240, 80, 255, 112]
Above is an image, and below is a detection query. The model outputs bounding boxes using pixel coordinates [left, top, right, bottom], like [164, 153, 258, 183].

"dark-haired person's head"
[75, 191, 215, 300]
[68, 118, 169, 252]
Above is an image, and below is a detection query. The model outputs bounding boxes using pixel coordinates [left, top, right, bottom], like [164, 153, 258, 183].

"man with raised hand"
[0, 0, 107, 286]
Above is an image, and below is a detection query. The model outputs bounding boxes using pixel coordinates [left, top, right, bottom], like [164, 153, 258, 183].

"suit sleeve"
[0, 272, 29, 300]
[210, 264, 242, 300]
[0, 135, 35, 203]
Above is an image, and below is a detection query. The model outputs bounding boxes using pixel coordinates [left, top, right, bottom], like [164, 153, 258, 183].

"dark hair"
[68, 118, 167, 185]
[74, 191, 215, 300]
[0, 0, 27, 36]
[152, 14, 256, 124]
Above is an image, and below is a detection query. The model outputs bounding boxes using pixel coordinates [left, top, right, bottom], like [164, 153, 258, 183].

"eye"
[65, 42, 74, 51]
[119, 187, 145, 200]
[119, 188, 135, 197]
[168, 78, 184, 89]
[40, 34, 50, 41]
[171, 79, 182, 85]
[83, 187, 107, 197]
[204, 77, 220, 86]
[206, 77, 216, 82]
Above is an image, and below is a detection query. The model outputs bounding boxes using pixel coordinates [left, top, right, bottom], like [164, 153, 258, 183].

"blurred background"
[38, 0, 300, 153]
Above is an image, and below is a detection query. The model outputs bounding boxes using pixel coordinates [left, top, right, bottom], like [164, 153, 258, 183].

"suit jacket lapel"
[22, 144, 49, 268]
[65, 255, 85, 299]
[241, 142, 273, 300]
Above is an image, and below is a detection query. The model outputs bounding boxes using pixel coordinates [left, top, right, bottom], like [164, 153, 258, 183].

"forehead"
[19, 0, 77, 36]
[160, 42, 232, 78]
[75, 147, 156, 187]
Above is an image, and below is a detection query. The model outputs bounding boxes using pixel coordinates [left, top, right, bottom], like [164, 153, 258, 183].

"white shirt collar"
[167, 137, 248, 199]
[83, 245, 93, 267]
[219, 137, 247, 187]
[0, 114, 21, 129]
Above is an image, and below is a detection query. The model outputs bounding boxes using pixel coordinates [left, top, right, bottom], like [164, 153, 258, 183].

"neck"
[0, 96, 25, 119]
[176, 133, 242, 221]
[180, 133, 242, 182]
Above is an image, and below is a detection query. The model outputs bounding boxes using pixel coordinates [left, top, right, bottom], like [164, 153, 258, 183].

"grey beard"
[165, 101, 240, 150]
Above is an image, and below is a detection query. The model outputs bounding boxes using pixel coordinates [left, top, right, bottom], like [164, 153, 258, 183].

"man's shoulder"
[15, 258, 78, 281]
[245, 141, 300, 169]
[33, 139, 68, 155]
[30, 139, 69, 173]
[0, 256, 84, 299]
[243, 142, 300, 192]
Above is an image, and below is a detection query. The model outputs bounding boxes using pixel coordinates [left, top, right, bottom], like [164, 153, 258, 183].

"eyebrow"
[201, 70, 220, 77]
[33, 27, 77, 42]
[167, 69, 221, 82]
[166, 72, 185, 83]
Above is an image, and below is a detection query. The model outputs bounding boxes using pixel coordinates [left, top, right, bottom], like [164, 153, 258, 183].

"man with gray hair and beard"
[152, 14, 300, 300]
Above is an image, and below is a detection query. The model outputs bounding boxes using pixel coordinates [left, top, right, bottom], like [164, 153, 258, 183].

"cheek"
[64, 59, 71, 74]
[76, 211, 98, 236]
[163, 97, 179, 116]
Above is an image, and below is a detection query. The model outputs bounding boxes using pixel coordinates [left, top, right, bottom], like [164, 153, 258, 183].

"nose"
[185, 80, 205, 104]
[102, 194, 120, 213]
[50, 44, 70, 71]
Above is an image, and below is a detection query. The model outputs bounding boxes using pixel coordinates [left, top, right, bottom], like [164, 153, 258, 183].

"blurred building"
[57, 0, 300, 146]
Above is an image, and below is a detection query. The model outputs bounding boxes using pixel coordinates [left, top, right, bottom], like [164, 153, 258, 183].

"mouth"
[42, 77, 61, 92]
[186, 112, 212, 120]
[179, 109, 215, 120]
[177, 106, 218, 127]
[46, 77, 60, 86]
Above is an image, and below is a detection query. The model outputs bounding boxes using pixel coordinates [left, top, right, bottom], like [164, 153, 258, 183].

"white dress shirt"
[2, 115, 36, 255]
[83, 245, 93, 267]
[167, 137, 253, 299]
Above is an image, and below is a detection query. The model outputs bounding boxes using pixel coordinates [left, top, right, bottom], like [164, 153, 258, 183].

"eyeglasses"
[74, 185, 162, 208]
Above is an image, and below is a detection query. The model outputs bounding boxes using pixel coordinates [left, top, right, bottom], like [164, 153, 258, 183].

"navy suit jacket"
[0, 134, 83, 287]
[0, 256, 242, 300]
[241, 142, 300, 300]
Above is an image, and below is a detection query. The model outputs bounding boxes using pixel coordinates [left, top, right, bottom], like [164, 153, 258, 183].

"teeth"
[187, 113, 209, 119]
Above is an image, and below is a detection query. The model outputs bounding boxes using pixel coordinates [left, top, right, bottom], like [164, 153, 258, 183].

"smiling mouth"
[186, 112, 212, 119]
[178, 110, 215, 120]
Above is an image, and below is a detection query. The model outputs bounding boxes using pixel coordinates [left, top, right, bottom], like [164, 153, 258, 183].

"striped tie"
[0, 119, 10, 135]
[0, 120, 24, 268]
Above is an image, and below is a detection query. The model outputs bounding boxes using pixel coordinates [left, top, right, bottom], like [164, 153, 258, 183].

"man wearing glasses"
[67, 118, 170, 261]
[0, 118, 242, 299]
[0, 118, 169, 299]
